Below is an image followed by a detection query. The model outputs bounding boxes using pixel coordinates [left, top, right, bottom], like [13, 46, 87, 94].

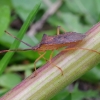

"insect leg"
[38, 51, 63, 75]
[34, 52, 46, 76]
[62, 47, 100, 55]
[57, 26, 60, 35]
[57, 26, 66, 35]
[38, 52, 47, 61]
[49, 50, 63, 75]
[5, 31, 32, 48]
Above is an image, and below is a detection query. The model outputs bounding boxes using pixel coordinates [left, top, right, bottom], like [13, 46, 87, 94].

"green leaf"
[65, 0, 98, 24]
[0, 3, 41, 75]
[12, 0, 41, 21]
[0, 6, 10, 36]
[81, 66, 100, 83]
[0, 0, 12, 8]
[0, 88, 9, 96]
[0, 73, 22, 88]
[51, 89, 69, 100]
[59, 13, 90, 32]
[64, 93, 72, 100]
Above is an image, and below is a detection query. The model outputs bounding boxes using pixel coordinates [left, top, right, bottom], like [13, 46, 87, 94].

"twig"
[43, 0, 52, 7]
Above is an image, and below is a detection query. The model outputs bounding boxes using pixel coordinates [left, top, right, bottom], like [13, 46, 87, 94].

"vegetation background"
[0, 0, 100, 100]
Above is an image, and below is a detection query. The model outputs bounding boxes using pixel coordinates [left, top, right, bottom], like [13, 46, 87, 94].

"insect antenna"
[0, 31, 34, 54]
[4, 31, 33, 48]
[0, 49, 32, 54]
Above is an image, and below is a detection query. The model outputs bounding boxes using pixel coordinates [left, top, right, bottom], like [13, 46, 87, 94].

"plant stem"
[1, 22, 100, 100]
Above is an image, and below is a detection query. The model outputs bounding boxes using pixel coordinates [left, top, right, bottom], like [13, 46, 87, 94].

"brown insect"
[1, 26, 100, 76]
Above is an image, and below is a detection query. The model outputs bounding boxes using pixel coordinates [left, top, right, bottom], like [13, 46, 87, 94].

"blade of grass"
[0, 3, 41, 75]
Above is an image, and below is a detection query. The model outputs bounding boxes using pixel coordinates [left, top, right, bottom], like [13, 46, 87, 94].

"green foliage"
[0, 0, 12, 8]
[51, 89, 70, 100]
[0, 0, 100, 99]
[81, 65, 100, 83]
[0, 73, 22, 88]
[71, 84, 99, 100]
[0, 3, 41, 75]
[12, 0, 41, 21]
[52, 84, 99, 100]
[0, 6, 10, 36]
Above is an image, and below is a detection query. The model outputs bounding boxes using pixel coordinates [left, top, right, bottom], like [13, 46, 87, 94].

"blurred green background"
[0, 0, 100, 100]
